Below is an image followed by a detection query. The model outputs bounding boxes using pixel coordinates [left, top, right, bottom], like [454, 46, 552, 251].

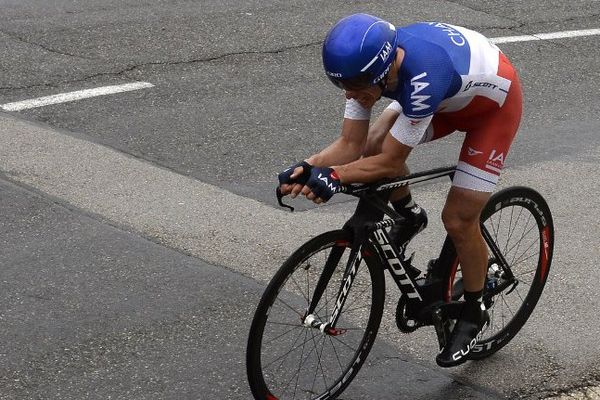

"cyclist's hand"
[278, 161, 312, 197]
[303, 167, 341, 203]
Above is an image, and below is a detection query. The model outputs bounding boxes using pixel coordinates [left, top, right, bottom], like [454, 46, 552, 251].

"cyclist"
[278, 14, 522, 367]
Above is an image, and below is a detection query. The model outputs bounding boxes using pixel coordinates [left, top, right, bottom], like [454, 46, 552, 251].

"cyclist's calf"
[442, 187, 491, 292]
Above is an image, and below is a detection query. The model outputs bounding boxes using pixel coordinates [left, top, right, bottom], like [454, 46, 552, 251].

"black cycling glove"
[305, 167, 341, 201]
[278, 160, 313, 186]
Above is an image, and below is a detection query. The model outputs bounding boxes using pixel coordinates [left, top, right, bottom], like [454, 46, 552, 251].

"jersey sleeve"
[390, 112, 433, 147]
[343, 98, 372, 120]
[397, 41, 455, 118]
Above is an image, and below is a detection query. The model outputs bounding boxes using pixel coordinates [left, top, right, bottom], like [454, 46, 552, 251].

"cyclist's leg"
[446, 68, 523, 273]
[437, 54, 523, 367]
[443, 188, 491, 291]
[444, 53, 523, 290]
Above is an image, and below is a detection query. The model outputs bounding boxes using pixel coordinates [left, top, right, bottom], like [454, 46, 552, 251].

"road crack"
[0, 28, 93, 60]
[0, 40, 322, 92]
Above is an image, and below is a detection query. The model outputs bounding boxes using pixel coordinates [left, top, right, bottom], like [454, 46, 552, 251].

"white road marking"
[0, 28, 598, 112]
[0, 81, 154, 111]
[491, 28, 600, 44]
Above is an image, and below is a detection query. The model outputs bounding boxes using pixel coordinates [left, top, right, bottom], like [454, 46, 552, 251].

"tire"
[444, 186, 554, 359]
[247, 230, 385, 400]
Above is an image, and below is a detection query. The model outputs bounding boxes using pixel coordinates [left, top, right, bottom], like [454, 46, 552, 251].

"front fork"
[301, 192, 396, 335]
[302, 239, 363, 335]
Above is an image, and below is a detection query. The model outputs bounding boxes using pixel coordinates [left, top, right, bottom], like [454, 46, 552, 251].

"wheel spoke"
[489, 305, 497, 333]
[264, 330, 313, 370]
[499, 293, 515, 317]
[513, 252, 539, 268]
[249, 232, 380, 400]
[311, 330, 329, 392]
[513, 265, 538, 278]
[506, 219, 537, 261]
[267, 320, 303, 328]
[288, 272, 309, 306]
[274, 296, 304, 318]
[511, 284, 526, 304]
[329, 336, 345, 372]
[510, 222, 536, 253]
[503, 205, 519, 256]
[318, 282, 371, 321]
[330, 335, 359, 353]
[264, 324, 304, 346]
[286, 329, 309, 400]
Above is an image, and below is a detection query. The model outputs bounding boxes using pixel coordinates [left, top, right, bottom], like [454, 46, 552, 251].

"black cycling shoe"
[435, 306, 490, 368]
[390, 204, 428, 255]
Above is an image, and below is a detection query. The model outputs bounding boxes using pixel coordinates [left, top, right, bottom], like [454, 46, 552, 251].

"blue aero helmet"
[322, 14, 398, 90]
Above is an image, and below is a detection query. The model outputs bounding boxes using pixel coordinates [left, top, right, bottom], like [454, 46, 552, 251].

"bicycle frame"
[299, 166, 454, 331]
[296, 165, 516, 339]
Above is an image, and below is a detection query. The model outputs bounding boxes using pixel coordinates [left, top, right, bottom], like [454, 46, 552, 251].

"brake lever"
[276, 187, 295, 212]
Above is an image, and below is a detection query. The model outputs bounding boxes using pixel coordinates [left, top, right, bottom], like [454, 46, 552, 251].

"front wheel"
[246, 230, 385, 400]
[445, 186, 554, 359]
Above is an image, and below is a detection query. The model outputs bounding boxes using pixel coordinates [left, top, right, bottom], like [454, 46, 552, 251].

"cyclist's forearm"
[306, 118, 369, 167]
[306, 137, 364, 167]
[333, 153, 407, 184]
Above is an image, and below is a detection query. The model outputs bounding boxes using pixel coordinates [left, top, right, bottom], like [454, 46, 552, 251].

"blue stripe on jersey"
[400, 22, 471, 75]
[385, 29, 462, 118]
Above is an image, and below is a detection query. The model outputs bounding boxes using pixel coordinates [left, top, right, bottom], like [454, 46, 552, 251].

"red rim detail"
[539, 226, 551, 282]
[446, 258, 460, 303]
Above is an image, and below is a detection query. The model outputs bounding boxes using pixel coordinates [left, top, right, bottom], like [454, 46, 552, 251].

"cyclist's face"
[344, 85, 382, 109]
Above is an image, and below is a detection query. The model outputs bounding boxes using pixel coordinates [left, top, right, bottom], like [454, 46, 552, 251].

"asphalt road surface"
[1, 1, 599, 399]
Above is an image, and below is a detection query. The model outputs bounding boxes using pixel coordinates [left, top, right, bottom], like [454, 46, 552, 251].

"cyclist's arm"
[282, 99, 370, 198]
[306, 117, 369, 167]
[284, 118, 367, 198]
[332, 133, 412, 183]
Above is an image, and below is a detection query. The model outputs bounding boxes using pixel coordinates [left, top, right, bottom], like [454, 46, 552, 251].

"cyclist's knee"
[442, 192, 486, 242]
[442, 210, 479, 242]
